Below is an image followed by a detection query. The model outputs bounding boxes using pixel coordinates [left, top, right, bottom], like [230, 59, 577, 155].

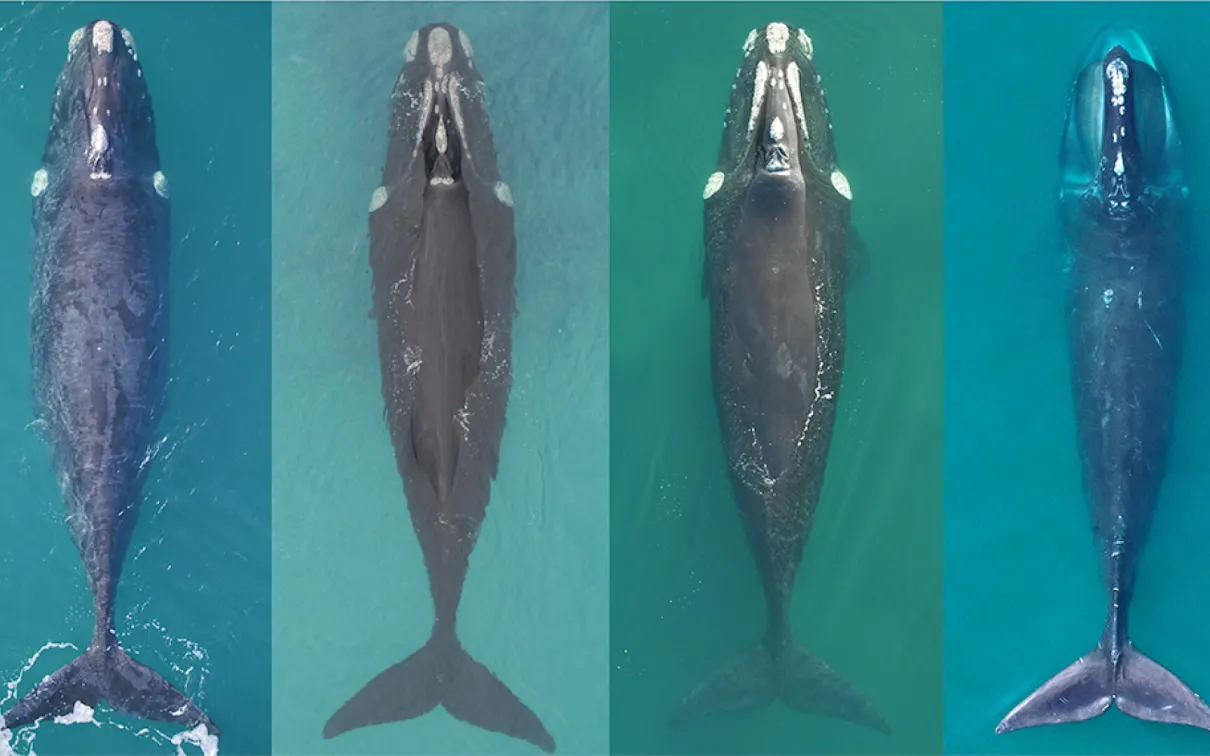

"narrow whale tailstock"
[996, 639, 1210, 734]
[669, 635, 890, 735]
[323, 631, 555, 753]
[0, 642, 217, 735]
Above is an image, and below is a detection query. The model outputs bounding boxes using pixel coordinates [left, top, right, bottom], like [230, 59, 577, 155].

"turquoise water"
[944, 3, 1210, 754]
[0, 4, 271, 755]
[271, 3, 609, 755]
[610, 3, 943, 755]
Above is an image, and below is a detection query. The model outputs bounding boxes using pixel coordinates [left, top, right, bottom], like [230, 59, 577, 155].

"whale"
[675, 22, 888, 734]
[1, 20, 216, 736]
[321, 23, 554, 753]
[996, 26, 1210, 734]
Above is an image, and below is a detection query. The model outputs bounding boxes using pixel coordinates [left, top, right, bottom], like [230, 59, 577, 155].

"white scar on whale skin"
[831, 170, 852, 200]
[494, 181, 513, 207]
[153, 171, 170, 199]
[369, 186, 389, 213]
[31, 168, 48, 197]
[704, 171, 724, 200]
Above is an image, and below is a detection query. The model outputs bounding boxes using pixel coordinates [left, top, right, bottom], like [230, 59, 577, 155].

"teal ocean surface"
[945, 3, 1210, 754]
[271, 3, 609, 755]
[610, 3, 943, 755]
[0, 3, 271, 756]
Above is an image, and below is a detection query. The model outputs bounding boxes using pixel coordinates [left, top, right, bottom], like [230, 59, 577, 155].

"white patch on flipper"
[404, 30, 419, 62]
[68, 27, 85, 55]
[831, 169, 852, 200]
[743, 29, 757, 54]
[458, 29, 474, 58]
[92, 21, 113, 53]
[494, 181, 513, 207]
[766, 22, 789, 54]
[121, 27, 136, 57]
[703, 171, 724, 199]
[369, 186, 389, 212]
[748, 60, 769, 135]
[797, 29, 813, 59]
[52, 701, 95, 725]
[31, 168, 48, 197]
[153, 170, 170, 199]
[427, 27, 453, 69]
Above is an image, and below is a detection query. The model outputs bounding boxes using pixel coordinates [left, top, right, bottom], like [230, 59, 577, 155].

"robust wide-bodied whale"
[322, 22, 553, 753]
[996, 27, 1209, 734]
[676, 22, 888, 734]
[1, 20, 215, 736]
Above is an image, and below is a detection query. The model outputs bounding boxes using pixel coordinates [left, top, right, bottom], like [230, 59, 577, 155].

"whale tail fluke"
[323, 632, 556, 753]
[996, 641, 1210, 734]
[668, 638, 891, 735]
[0, 642, 217, 735]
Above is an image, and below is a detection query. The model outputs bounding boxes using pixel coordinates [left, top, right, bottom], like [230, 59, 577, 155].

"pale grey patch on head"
[743, 29, 757, 54]
[92, 21, 114, 53]
[153, 171, 169, 199]
[404, 30, 419, 62]
[831, 169, 852, 200]
[31, 168, 48, 198]
[68, 27, 85, 55]
[766, 22, 789, 54]
[458, 29, 474, 58]
[121, 28, 136, 57]
[748, 60, 770, 135]
[427, 27, 453, 69]
[797, 29, 813, 59]
[494, 181, 513, 207]
[369, 186, 389, 212]
[703, 171, 724, 200]
[786, 62, 808, 138]
[435, 116, 448, 154]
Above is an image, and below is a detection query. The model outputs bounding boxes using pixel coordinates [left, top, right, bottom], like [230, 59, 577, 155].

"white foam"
[52, 701, 94, 726]
[171, 723, 218, 756]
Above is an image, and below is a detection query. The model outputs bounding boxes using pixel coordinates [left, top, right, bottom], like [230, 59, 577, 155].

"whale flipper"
[997, 642, 1210, 734]
[670, 639, 890, 734]
[323, 635, 555, 753]
[1, 645, 216, 734]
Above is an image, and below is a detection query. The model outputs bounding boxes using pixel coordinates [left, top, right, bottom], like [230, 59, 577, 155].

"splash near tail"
[323, 631, 555, 753]
[669, 637, 890, 734]
[996, 641, 1210, 733]
[0, 641, 216, 734]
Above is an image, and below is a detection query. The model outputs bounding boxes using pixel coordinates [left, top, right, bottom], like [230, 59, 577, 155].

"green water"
[609, 3, 943, 755]
[944, 3, 1210, 754]
[0, 3, 271, 756]
[271, 3, 609, 755]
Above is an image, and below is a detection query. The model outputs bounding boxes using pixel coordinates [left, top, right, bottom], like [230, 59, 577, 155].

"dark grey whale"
[996, 26, 1210, 734]
[322, 22, 553, 753]
[675, 21, 888, 734]
[1, 20, 216, 736]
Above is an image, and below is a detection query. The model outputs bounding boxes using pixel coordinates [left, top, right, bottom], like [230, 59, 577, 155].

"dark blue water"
[0, 4, 271, 755]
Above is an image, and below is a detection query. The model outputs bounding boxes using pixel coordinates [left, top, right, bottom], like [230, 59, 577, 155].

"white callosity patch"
[435, 116, 448, 154]
[1114, 151, 1125, 176]
[748, 60, 769, 135]
[797, 28, 813, 59]
[31, 168, 48, 197]
[68, 26, 85, 55]
[92, 20, 114, 53]
[404, 30, 419, 62]
[831, 169, 852, 200]
[786, 62, 808, 140]
[447, 76, 470, 162]
[766, 22, 789, 55]
[769, 115, 785, 142]
[458, 29, 474, 59]
[703, 171, 724, 200]
[743, 28, 758, 54]
[121, 27, 137, 58]
[1108, 58, 1128, 105]
[427, 26, 453, 70]
[369, 186, 389, 213]
[153, 171, 170, 199]
[89, 124, 111, 180]
[494, 181, 513, 207]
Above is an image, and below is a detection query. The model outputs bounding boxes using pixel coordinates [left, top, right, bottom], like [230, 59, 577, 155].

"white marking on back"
[427, 27, 453, 69]
[797, 29, 813, 59]
[121, 28, 136, 57]
[831, 169, 851, 200]
[369, 186, 389, 212]
[459, 29, 474, 58]
[748, 60, 769, 135]
[766, 23, 789, 54]
[92, 21, 113, 53]
[31, 168, 48, 198]
[404, 30, 419, 62]
[704, 171, 724, 199]
[494, 181, 513, 207]
[153, 171, 169, 199]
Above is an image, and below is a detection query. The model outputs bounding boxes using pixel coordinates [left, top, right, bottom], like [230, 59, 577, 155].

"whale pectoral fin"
[846, 228, 870, 288]
[668, 644, 775, 726]
[1116, 642, 1210, 729]
[996, 644, 1113, 733]
[776, 642, 891, 734]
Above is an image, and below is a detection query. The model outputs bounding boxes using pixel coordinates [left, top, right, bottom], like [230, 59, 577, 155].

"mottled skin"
[323, 23, 553, 753]
[672, 23, 887, 734]
[2, 20, 214, 735]
[997, 29, 1210, 734]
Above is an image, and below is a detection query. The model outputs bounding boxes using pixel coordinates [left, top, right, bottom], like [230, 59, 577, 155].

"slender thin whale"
[674, 22, 888, 734]
[322, 23, 554, 753]
[1, 20, 216, 736]
[996, 27, 1210, 734]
